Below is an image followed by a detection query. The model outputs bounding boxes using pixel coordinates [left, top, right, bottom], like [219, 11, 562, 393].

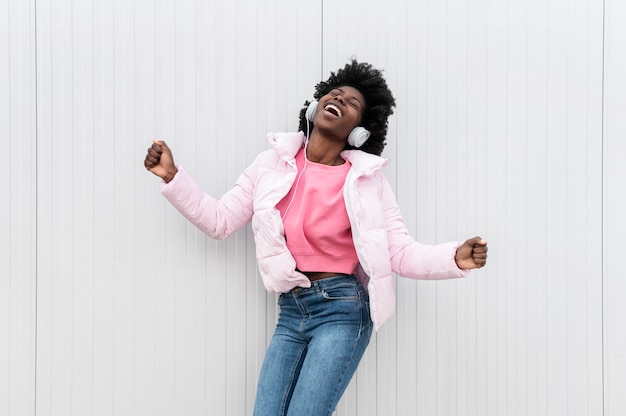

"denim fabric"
[253, 274, 373, 416]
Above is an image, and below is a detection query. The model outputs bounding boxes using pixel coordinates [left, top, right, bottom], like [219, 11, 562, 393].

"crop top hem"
[293, 255, 358, 274]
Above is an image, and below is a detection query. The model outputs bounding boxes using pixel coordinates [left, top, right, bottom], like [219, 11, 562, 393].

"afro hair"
[298, 59, 396, 156]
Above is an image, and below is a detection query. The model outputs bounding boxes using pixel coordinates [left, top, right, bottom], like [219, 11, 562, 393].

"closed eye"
[329, 88, 363, 111]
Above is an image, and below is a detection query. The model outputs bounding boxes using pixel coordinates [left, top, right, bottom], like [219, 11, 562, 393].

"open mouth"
[324, 103, 343, 118]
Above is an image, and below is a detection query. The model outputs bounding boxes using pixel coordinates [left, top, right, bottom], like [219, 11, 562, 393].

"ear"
[347, 127, 370, 147]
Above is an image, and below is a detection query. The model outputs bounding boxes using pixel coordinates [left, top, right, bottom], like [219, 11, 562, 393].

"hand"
[144, 140, 178, 183]
[454, 237, 488, 270]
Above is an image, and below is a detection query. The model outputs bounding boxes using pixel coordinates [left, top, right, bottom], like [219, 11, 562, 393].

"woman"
[144, 59, 488, 415]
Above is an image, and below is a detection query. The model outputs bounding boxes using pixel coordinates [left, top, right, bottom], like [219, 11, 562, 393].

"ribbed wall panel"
[1, 1, 37, 416]
[324, 1, 605, 415]
[2, 0, 624, 415]
[603, 1, 626, 415]
[33, 1, 321, 415]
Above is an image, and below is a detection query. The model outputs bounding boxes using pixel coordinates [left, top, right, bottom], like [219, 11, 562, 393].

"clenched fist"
[144, 140, 178, 183]
[454, 237, 488, 270]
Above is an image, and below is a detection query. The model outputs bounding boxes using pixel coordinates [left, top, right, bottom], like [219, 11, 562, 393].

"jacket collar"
[267, 131, 388, 175]
[266, 132, 306, 162]
[340, 150, 388, 176]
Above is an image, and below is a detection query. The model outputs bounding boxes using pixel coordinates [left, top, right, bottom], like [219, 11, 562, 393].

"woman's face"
[313, 86, 366, 141]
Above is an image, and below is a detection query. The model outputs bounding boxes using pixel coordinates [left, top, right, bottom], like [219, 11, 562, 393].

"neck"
[305, 139, 345, 166]
[306, 130, 346, 166]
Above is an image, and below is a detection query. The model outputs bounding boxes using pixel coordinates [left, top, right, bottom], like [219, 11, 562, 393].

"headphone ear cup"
[347, 126, 371, 148]
[306, 100, 318, 122]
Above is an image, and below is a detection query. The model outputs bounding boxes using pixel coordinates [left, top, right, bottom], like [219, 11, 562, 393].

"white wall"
[2, 0, 624, 415]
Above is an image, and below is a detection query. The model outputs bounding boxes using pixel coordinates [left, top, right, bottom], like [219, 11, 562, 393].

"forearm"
[160, 166, 253, 239]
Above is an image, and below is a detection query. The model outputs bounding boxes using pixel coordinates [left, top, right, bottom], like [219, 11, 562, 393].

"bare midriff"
[301, 271, 345, 282]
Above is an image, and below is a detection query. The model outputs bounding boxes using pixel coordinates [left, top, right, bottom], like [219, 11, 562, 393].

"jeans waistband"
[286, 274, 358, 297]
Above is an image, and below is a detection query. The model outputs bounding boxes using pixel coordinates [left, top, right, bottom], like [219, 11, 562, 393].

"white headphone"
[306, 100, 370, 148]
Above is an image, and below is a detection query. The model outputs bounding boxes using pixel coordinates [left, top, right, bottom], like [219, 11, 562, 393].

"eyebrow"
[336, 88, 364, 108]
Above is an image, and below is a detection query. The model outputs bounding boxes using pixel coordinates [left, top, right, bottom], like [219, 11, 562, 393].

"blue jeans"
[253, 274, 373, 416]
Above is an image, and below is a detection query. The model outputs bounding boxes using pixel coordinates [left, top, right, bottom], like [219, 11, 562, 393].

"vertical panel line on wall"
[33, 0, 39, 414]
[600, 1, 606, 414]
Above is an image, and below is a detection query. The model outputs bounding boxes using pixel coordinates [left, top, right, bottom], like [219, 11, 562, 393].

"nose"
[334, 92, 346, 105]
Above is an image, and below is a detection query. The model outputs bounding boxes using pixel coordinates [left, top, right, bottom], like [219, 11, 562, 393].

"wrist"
[163, 167, 178, 183]
[454, 250, 465, 270]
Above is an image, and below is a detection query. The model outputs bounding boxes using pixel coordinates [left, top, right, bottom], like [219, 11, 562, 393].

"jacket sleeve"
[159, 160, 257, 240]
[380, 175, 469, 280]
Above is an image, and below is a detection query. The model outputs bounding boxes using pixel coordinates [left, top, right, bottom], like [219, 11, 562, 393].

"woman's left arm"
[380, 175, 487, 279]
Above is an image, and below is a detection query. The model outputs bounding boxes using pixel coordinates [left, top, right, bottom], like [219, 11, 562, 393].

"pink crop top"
[276, 147, 359, 274]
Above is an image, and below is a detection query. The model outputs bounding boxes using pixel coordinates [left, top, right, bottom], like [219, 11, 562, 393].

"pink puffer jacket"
[161, 131, 468, 330]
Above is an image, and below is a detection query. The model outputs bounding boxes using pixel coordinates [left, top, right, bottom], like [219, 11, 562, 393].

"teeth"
[324, 104, 343, 117]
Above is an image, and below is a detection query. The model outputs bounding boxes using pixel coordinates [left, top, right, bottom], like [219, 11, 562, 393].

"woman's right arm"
[144, 140, 255, 239]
